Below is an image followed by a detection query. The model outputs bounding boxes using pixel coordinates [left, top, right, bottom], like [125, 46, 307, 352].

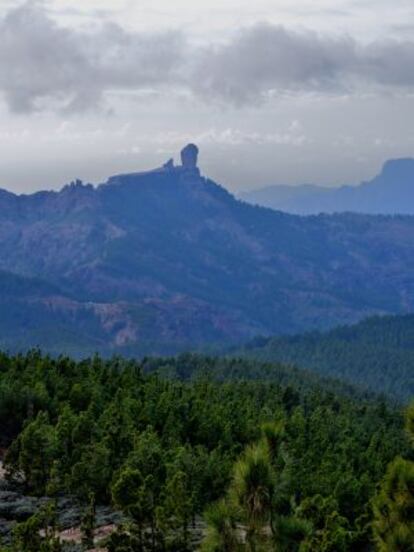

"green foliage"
[242, 313, 414, 401]
[406, 402, 414, 444]
[231, 444, 275, 539]
[112, 467, 148, 522]
[6, 412, 56, 495]
[10, 502, 62, 552]
[296, 495, 352, 551]
[271, 515, 312, 552]
[204, 425, 354, 551]
[201, 499, 240, 552]
[80, 493, 96, 550]
[372, 404, 414, 551]
[0, 351, 410, 550]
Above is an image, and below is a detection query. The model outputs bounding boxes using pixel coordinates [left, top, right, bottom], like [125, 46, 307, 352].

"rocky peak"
[180, 143, 199, 170]
[380, 158, 414, 184]
[163, 143, 200, 176]
[109, 144, 201, 184]
[161, 144, 200, 176]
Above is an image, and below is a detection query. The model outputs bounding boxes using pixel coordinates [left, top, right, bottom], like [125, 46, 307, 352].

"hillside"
[0, 145, 414, 355]
[0, 351, 409, 550]
[241, 158, 414, 215]
[240, 314, 414, 402]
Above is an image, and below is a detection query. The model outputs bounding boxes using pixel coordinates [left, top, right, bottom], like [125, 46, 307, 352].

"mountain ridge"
[0, 145, 414, 356]
[241, 157, 414, 214]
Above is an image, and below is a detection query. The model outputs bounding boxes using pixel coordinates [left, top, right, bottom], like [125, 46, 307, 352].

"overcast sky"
[1, 0, 414, 193]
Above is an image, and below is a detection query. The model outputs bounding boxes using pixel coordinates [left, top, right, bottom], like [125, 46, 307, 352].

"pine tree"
[81, 493, 96, 550]
[372, 403, 414, 551]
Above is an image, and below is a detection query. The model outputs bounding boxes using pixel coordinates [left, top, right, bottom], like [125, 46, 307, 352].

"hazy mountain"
[0, 145, 414, 356]
[241, 158, 414, 214]
[240, 314, 414, 402]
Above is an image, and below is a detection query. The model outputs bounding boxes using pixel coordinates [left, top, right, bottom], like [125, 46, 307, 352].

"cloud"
[0, 1, 185, 113]
[194, 25, 414, 103]
[192, 25, 357, 103]
[146, 125, 308, 147]
[1, 2, 414, 113]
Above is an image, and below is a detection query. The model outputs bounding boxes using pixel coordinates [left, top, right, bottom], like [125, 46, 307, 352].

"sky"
[1, 0, 414, 193]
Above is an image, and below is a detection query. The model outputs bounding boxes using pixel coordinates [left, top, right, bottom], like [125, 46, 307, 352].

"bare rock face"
[163, 158, 175, 170]
[180, 143, 199, 171]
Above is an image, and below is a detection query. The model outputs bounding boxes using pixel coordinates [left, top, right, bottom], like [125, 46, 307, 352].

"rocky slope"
[1, 146, 414, 355]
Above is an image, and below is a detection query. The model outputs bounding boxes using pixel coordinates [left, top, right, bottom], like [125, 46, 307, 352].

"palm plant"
[271, 515, 312, 551]
[201, 499, 240, 552]
[261, 421, 285, 462]
[230, 444, 275, 551]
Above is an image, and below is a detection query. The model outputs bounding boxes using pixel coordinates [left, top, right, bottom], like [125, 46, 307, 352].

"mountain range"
[241, 158, 414, 215]
[0, 145, 414, 356]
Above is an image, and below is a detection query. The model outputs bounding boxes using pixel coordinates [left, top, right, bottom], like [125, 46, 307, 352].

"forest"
[240, 314, 414, 402]
[0, 351, 412, 551]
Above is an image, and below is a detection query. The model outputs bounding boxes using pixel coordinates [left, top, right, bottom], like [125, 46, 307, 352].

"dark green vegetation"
[0, 351, 412, 550]
[203, 406, 414, 552]
[1, 159, 414, 356]
[372, 404, 414, 551]
[241, 314, 414, 402]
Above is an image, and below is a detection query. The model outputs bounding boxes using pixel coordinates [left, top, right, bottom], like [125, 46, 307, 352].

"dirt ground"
[58, 523, 115, 544]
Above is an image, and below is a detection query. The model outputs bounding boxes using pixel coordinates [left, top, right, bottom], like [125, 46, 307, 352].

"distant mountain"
[239, 314, 414, 402]
[241, 158, 414, 214]
[0, 145, 414, 356]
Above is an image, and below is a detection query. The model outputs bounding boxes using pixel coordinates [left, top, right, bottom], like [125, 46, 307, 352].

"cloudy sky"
[1, 0, 414, 193]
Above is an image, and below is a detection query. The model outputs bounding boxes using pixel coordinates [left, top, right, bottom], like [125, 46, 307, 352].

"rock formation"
[180, 143, 199, 173]
[109, 144, 201, 183]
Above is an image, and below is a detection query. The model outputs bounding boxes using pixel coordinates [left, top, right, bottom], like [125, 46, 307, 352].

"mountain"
[240, 314, 414, 402]
[241, 158, 414, 214]
[0, 144, 414, 356]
